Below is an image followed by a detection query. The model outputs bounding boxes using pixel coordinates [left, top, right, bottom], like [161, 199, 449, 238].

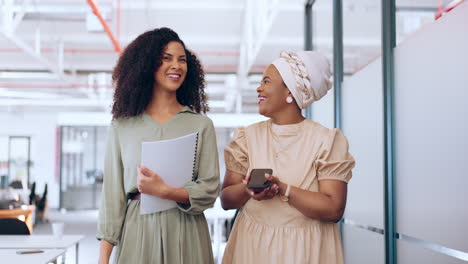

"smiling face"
[154, 41, 188, 93]
[256, 64, 292, 118]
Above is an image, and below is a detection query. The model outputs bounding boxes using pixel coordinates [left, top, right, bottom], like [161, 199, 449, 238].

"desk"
[0, 205, 35, 233]
[0, 235, 84, 263]
[0, 248, 66, 264]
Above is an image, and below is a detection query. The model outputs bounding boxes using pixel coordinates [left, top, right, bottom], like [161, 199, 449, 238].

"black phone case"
[247, 169, 273, 190]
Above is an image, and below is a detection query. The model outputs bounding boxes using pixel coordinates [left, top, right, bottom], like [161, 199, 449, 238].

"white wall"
[311, 87, 334, 129]
[0, 111, 59, 208]
[394, 1, 468, 256]
[340, 1, 468, 263]
[341, 53, 385, 264]
[342, 57, 384, 229]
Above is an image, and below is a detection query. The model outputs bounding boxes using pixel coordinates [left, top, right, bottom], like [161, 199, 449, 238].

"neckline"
[143, 106, 193, 127]
[269, 119, 306, 136]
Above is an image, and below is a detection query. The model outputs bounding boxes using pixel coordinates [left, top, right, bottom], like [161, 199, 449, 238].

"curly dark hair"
[111, 27, 208, 119]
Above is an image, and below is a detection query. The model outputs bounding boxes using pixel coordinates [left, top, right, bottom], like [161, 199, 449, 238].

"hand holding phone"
[246, 168, 273, 193]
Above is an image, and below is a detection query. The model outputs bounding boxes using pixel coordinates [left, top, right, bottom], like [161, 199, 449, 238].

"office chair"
[29, 182, 36, 205]
[0, 218, 31, 235]
[36, 184, 47, 212]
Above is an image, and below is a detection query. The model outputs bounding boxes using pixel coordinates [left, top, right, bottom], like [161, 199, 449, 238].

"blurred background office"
[0, 0, 466, 263]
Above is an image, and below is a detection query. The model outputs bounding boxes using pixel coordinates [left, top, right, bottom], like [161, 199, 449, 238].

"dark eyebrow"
[262, 76, 271, 81]
[163, 53, 186, 58]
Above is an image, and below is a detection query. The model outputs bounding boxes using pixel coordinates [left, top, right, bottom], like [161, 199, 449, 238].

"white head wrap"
[272, 50, 332, 109]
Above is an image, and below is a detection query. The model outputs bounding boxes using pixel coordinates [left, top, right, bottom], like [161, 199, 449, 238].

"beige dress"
[222, 119, 355, 264]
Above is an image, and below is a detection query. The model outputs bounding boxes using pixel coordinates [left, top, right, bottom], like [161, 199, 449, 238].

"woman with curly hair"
[97, 27, 220, 264]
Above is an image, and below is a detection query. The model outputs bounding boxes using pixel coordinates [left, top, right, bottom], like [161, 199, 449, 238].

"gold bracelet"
[280, 184, 291, 202]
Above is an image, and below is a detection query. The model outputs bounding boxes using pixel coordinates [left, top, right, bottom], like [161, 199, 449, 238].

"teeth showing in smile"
[258, 96, 267, 104]
[168, 74, 180, 78]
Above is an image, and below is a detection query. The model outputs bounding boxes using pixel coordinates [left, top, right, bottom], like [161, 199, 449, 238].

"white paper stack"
[140, 132, 198, 215]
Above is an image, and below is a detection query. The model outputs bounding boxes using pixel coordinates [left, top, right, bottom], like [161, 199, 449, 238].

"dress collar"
[269, 119, 306, 136]
[179, 105, 197, 114]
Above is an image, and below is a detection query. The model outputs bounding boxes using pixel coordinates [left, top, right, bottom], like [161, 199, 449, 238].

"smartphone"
[16, 250, 44, 254]
[247, 168, 273, 192]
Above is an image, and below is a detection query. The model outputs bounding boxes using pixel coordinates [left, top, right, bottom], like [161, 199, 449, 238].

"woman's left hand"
[265, 173, 281, 186]
[137, 166, 170, 198]
[265, 173, 287, 196]
[244, 173, 282, 201]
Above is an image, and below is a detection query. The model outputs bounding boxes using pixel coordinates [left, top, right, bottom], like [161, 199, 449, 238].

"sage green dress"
[97, 107, 220, 264]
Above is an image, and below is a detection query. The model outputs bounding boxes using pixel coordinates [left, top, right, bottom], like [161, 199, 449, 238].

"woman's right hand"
[221, 170, 253, 210]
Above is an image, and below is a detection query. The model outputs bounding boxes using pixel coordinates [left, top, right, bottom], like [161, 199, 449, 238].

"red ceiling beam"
[435, 0, 465, 19]
[87, 0, 122, 53]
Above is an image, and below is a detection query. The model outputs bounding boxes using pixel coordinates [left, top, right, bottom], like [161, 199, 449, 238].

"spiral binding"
[192, 133, 199, 181]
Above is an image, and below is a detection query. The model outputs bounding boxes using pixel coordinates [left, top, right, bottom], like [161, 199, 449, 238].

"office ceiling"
[0, 0, 450, 113]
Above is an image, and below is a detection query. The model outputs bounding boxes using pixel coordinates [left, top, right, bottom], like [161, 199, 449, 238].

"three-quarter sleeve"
[177, 119, 220, 215]
[97, 123, 127, 245]
[315, 128, 355, 183]
[224, 127, 249, 176]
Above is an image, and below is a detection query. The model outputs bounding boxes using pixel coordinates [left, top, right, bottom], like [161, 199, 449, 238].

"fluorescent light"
[0, 90, 62, 99]
[0, 72, 60, 79]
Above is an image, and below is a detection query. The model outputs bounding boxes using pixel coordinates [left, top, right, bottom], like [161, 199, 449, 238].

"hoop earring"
[286, 96, 293, 104]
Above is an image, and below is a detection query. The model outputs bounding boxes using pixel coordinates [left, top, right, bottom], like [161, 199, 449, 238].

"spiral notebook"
[140, 132, 198, 215]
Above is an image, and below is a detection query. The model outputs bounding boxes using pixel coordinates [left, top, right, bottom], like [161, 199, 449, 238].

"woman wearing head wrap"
[221, 51, 355, 264]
